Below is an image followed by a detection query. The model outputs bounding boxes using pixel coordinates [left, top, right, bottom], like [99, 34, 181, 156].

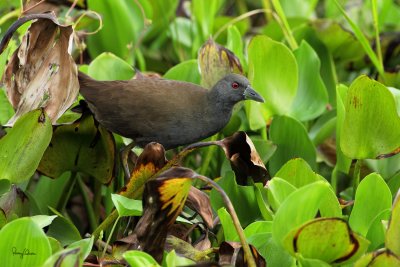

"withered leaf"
[186, 186, 214, 229]
[219, 241, 266, 267]
[130, 167, 194, 262]
[199, 38, 243, 89]
[1, 13, 79, 126]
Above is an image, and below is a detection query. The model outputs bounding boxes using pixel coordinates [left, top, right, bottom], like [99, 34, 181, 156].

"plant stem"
[261, 0, 273, 22]
[195, 175, 256, 267]
[270, 0, 298, 50]
[57, 171, 78, 212]
[0, 9, 20, 26]
[353, 160, 362, 196]
[199, 134, 220, 176]
[371, 0, 384, 77]
[102, 216, 120, 258]
[77, 176, 98, 232]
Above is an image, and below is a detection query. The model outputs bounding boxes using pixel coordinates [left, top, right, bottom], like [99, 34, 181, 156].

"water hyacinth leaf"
[336, 84, 352, 173]
[46, 208, 82, 247]
[247, 35, 298, 116]
[86, 0, 145, 61]
[0, 109, 52, 183]
[87, 52, 135, 81]
[30, 215, 57, 229]
[355, 249, 400, 267]
[38, 113, 115, 184]
[132, 167, 193, 262]
[272, 181, 330, 245]
[267, 177, 296, 212]
[283, 218, 369, 264]
[192, 0, 224, 40]
[269, 115, 317, 175]
[218, 207, 237, 241]
[227, 26, 246, 72]
[341, 76, 400, 159]
[2, 13, 79, 125]
[275, 158, 323, 188]
[210, 171, 262, 226]
[366, 209, 391, 251]
[164, 250, 195, 266]
[312, 20, 365, 62]
[386, 191, 400, 255]
[41, 247, 81, 267]
[198, 38, 242, 89]
[0, 217, 52, 267]
[111, 194, 142, 217]
[123, 251, 160, 267]
[0, 89, 14, 125]
[349, 173, 392, 236]
[0, 179, 11, 197]
[0, 186, 30, 220]
[290, 41, 329, 121]
[164, 59, 201, 84]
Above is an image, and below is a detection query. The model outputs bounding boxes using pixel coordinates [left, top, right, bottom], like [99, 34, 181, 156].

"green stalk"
[261, 0, 273, 22]
[0, 9, 20, 26]
[371, 0, 383, 74]
[199, 134, 220, 176]
[77, 176, 98, 232]
[353, 160, 362, 196]
[270, 0, 298, 50]
[102, 216, 120, 258]
[195, 175, 256, 267]
[56, 172, 78, 212]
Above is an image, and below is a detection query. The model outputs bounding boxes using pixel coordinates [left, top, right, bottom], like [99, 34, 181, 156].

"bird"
[78, 71, 264, 150]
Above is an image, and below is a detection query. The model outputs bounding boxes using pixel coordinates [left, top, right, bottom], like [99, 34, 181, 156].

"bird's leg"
[120, 141, 136, 179]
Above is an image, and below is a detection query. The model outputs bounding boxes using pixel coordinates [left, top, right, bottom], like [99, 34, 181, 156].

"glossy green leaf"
[0, 179, 11, 197]
[111, 194, 142, 217]
[218, 207, 236, 241]
[275, 158, 323, 188]
[30, 215, 57, 229]
[227, 26, 246, 72]
[86, 0, 145, 61]
[309, 110, 336, 146]
[283, 218, 369, 264]
[366, 209, 391, 251]
[87, 52, 135, 81]
[386, 190, 400, 255]
[0, 109, 52, 183]
[341, 75, 400, 159]
[267, 177, 296, 212]
[0, 217, 51, 267]
[210, 171, 261, 226]
[272, 181, 330, 245]
[46, 208, 81, 247]
[290, 41, 328, 121]
[0, 88, 14, 125]
[192, 0, 224, 40]
[164, 60, 201, 84]
[269, 115, 316, 175]
[349, 173, 392, 236]
[355, 249, 400, 267]
[279, 0, 318, 18]
[123, 250, 160, 267]
[335, 84, 352, 173]
[388, 171, 400, 198]
[164, 250, 195, 267]
[254, 184, 274, 221]
[247, 35, 298, 129]
[38, 114, 115, 184]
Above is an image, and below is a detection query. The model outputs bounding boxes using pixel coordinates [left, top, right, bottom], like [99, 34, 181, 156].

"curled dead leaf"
[219, 241, 266, 267]
[199, 38, 243, 89]
[1, 13, 79, 126]
[186, 187, 214, 229]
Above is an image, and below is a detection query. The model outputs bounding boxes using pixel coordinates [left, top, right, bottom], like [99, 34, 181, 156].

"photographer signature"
[12, 247, 36, 259]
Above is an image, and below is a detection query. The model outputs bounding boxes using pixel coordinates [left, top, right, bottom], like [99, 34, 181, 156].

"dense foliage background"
[0, 0, 400, 266]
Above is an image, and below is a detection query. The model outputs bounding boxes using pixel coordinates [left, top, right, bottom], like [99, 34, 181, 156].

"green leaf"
[46, 208, 81, 247]
[30, 215, 57, 229]
[290, 41, 328, 121]
[87, 52, 135, 81]
[275, 158, 323, 188]
[247, 35, 298, 128]
[86, 0, 145, 61]
[366, 209, 391, 251]
[164, 250, 195, 267]
[267, 177, 296, 212]
[0, 88, 14, 125]
[123, 250, 160, 267]
[163, 60, 201, 84]
[269, 115, 316, 175]
[192, 0, 224, 40]
[218, 207, 237, 241]
[341, 76, 400, 159]
[111, 194, 142, 217]
[0, 109, 52, 183]
[227, 26, 246, 72]
[386, 191, 400, 255]
[349, 173, 392, 236]
[272, 181, 330, 245]
[210, 171, 261, 226]
[0, 217, 51, 267]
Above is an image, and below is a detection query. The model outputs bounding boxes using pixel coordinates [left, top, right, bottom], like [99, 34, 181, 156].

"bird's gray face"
[215, 74, 265, 104]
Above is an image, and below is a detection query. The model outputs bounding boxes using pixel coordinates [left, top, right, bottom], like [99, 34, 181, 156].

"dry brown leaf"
[186, 186, 214, 229]
[2, 13, 79, 126]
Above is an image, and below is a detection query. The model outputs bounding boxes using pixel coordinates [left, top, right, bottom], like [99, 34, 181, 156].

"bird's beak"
[244, 86, 265, 103]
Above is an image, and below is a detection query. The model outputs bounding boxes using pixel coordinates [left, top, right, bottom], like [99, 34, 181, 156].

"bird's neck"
[206, 89, 235, 128]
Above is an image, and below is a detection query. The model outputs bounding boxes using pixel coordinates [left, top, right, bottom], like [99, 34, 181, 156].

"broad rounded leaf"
[0, 217, 52, 266]
[87, 52, 135, 81]
[341, 76, 400, 159]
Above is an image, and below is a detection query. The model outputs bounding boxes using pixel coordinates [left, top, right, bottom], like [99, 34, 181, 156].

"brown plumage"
[78, 72, 264, 149]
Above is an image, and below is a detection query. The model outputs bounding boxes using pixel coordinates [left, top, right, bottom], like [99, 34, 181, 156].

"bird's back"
[78, 72, 224, 148]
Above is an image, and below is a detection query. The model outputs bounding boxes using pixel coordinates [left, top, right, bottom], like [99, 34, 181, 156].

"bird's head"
[212, 74, 264, 104]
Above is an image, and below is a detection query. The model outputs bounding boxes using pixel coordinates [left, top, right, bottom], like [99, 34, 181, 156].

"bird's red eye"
[231, 82, 239, 89]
